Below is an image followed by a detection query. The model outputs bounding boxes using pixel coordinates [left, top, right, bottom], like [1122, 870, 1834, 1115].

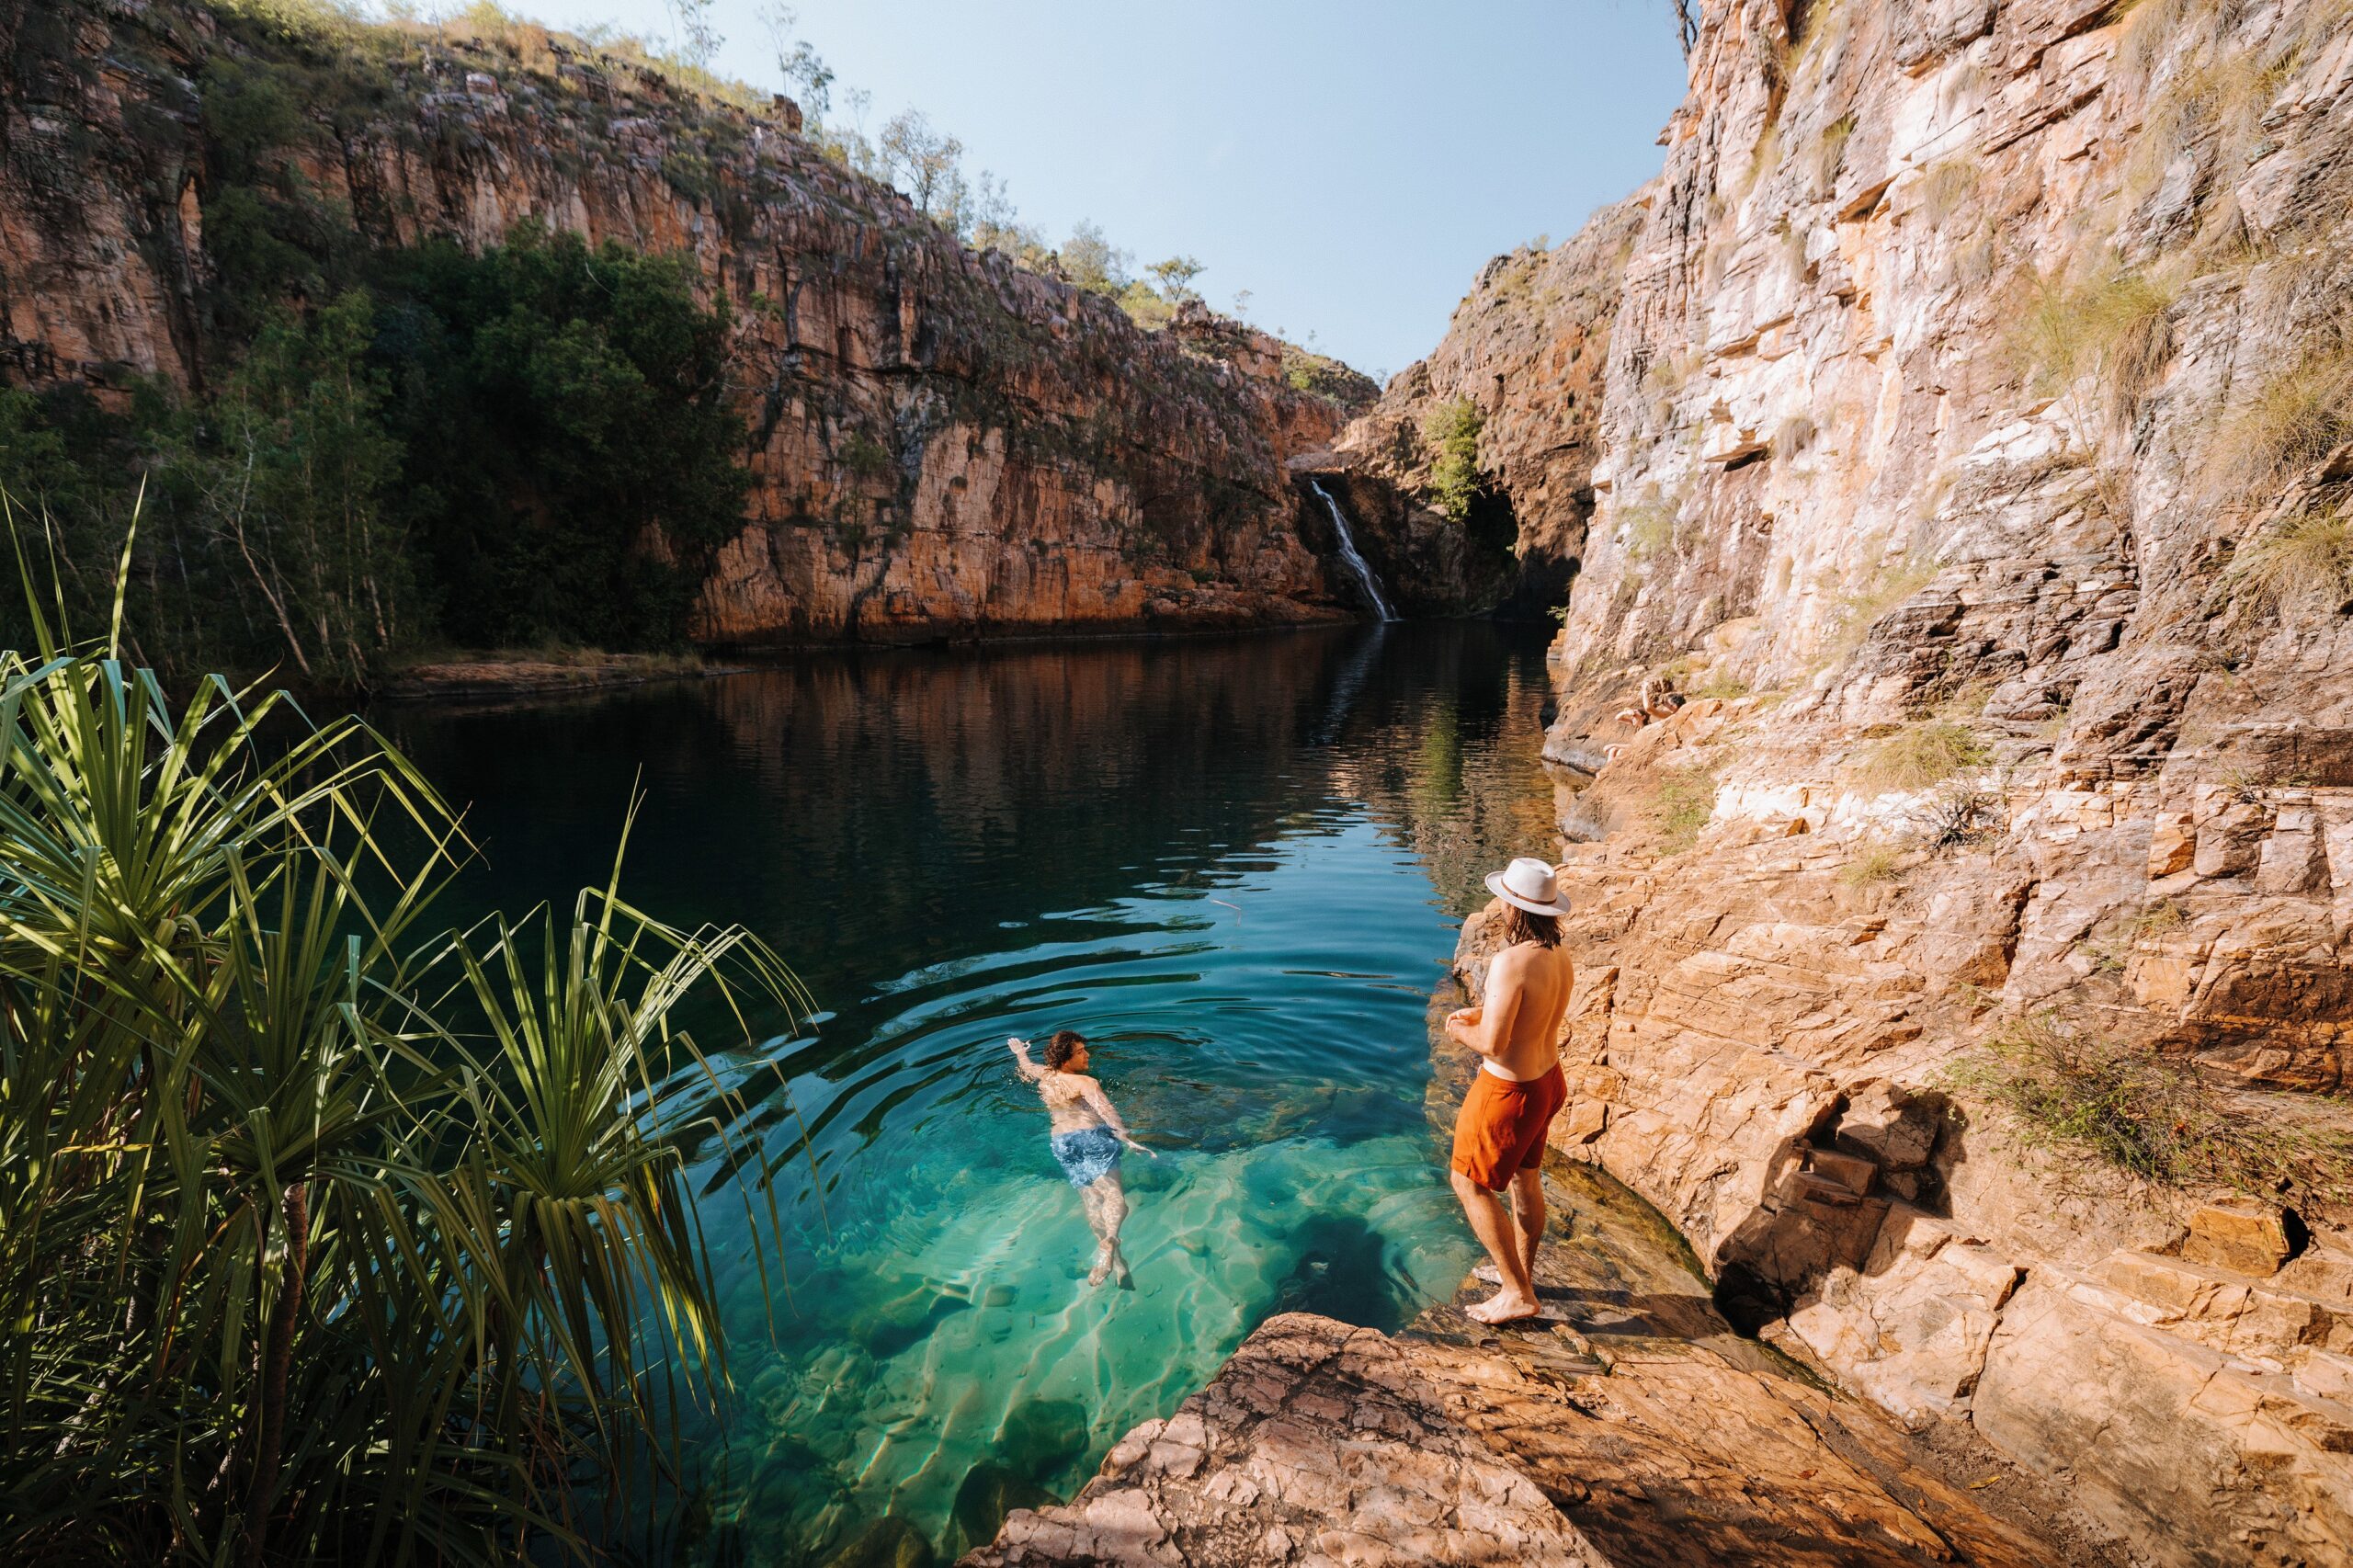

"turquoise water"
[376, 622, 1564, 1567]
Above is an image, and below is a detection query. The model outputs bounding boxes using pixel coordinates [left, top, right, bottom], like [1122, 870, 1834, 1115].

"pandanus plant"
[0, 513, 808, 1564]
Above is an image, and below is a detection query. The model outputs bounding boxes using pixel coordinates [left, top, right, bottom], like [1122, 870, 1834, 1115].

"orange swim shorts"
[1449, 1064, 1567, 1191]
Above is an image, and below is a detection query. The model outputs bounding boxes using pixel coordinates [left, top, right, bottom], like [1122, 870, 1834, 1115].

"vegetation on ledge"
[1, 229, 746, 687]
[1949, 1014, 2353, 1203]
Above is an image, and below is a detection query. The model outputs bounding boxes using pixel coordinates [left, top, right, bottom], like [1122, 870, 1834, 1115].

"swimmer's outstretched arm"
[1007, 1037, 1047, 1083]
[1080, 1079, 1158, 1157]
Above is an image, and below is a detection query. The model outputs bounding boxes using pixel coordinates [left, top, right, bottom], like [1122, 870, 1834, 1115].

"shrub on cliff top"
[1949, 1015, 2353, 1200]
[1282, 346, 1380, 412]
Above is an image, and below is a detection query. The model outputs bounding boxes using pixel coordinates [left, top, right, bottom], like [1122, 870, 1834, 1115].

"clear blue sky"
[460, 1, 1688, 380]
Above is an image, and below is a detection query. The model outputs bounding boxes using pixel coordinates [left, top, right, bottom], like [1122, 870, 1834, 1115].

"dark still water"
[375, 621, 1563, 1566]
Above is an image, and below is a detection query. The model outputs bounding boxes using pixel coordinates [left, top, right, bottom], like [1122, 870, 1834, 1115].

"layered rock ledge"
[2, 0, 1388, 643]
[961, 1145, 2088, 1568]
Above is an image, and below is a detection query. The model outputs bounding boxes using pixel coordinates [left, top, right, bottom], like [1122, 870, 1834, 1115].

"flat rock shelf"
[961, 1045, 2127, 1568]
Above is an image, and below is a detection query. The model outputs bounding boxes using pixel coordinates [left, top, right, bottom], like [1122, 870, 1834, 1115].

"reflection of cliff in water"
[378, 623, 1561, 1017]
[1319, 624, 1568, 915]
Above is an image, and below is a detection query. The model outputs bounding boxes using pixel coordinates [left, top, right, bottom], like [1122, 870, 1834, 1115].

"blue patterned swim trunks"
[1050, 1127, 1122, 1188]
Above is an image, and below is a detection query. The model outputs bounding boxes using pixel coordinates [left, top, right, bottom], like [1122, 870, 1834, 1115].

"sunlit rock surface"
[0, 0, 1372, 642]
[1424, 0, 2353, 1560]
[961, 1153, 2073, 1568]
[974, 0, 2353, 1560]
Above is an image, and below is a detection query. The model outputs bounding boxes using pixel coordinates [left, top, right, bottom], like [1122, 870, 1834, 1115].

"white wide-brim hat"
[1485, 856, 1574, 917]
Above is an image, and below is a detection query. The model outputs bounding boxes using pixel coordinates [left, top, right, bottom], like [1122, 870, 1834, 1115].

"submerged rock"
[949, 1463, 1055, 1561]
[994, 1399, 1090, 1482]
[820, 1516, 936, 1568]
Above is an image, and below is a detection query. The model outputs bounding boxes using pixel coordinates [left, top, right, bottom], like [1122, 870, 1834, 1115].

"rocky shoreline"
[965, 0, 2353, 1558]
[959, 1018, 2116, 1568]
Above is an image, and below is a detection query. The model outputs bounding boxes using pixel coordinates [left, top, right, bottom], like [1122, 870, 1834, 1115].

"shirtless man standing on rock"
[1443, 857, 1576, 1324]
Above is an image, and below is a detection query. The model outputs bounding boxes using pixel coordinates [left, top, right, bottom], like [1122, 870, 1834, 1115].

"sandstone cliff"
[1330, 194, 1651, 619]
[0, 0, 1376, 644]
[1424, 0, 2353, 1562]
[973, 0, 2353, 1563]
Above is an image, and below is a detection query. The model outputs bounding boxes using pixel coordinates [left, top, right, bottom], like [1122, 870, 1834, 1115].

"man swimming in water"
[1444, 857, 1576, 1324]
[1009, 1031, 1155, 1286]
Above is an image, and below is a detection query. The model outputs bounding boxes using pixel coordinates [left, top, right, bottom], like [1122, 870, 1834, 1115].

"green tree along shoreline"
[1, 228, 747, 687]
[0, 615, 810, 1563]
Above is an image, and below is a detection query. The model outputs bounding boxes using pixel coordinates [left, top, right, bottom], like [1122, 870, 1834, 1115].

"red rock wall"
[1332, 192, 1650, 617]
[0, 0, 1358, 644]
[1440, 0, 2353, 1561]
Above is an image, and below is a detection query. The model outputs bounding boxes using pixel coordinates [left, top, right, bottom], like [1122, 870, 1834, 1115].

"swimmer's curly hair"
[1044, 1029, 1087, 1070]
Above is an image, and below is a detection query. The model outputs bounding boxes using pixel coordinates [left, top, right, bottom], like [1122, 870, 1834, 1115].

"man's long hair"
[1045, 1029, 1087, 1070]
[1502, 904, 1561, 949]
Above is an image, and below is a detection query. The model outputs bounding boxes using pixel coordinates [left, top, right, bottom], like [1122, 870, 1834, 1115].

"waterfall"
[1309, 480, 1396, 621]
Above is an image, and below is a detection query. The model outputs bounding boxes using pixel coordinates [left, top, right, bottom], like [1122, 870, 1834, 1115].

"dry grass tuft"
[1918, 157, 1983, 226]
[1851, 718, 1990, 791]
[2012, 261, 2177, 424]
[1648, 763, 1721, 855]
[1948, 1013, 2353, 1200]
[2228, 506, 2353, 616]
[1838, 840, 1908, 886]
[1814, 112, 1859, 192]
[1823, 552, 1938, 659]
[1694, 668, 1752, 700]
[1620, 488, 1682, 563]
[2204, 345, 2353, 507]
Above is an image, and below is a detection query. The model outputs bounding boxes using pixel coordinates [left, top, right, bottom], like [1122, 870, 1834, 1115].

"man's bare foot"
[1464, 1290, 1546, 1324]
[1087, 1249, 1115, 1286]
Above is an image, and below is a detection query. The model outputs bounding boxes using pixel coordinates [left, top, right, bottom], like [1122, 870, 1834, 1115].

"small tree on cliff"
[759, 2, 835, 116]
[1060, 222, 1133, 294]
[881, 111, 968, 221]
[1148, 256, 1206, 303]
[1668, 0, 1699, 54]
[1423, 398, 1486, 523]
[664, 0, 723, 69]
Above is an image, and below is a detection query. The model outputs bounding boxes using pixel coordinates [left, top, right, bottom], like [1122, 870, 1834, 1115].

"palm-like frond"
[1, 534, 810, 1566]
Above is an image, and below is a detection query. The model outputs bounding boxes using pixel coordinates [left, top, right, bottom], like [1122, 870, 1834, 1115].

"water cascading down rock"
[1309, 480, 1396, 621]
[0, 0, 1388, 644]
[977, 0, 2353, 1562]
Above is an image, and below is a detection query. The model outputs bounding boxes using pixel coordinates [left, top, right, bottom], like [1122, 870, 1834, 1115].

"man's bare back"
[1449, 940, 1574, 1082]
